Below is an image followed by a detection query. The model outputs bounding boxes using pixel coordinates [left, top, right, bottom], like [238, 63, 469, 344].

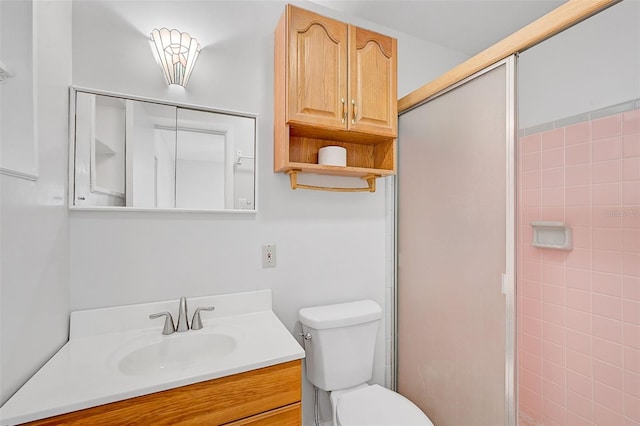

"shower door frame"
[394, 55, 517, 425]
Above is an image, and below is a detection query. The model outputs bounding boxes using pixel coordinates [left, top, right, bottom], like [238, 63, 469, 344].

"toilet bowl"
[298, 300, 434, 426]
[333, 384, 433, 426]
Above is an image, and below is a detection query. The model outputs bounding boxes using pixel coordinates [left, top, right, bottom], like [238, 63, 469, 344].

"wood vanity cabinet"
[274, 4, 397, 189]
[24, 360, 301, 426]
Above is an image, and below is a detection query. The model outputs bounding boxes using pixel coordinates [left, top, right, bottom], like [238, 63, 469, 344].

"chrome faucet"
[176, 296, 190, 332]
[150, 297, 215, 334]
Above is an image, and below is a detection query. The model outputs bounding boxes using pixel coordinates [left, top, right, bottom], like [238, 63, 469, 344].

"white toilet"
[298, 299, 434, 426]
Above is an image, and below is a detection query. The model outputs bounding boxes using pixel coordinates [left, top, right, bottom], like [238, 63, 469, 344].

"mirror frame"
[68, 87, 258, 213]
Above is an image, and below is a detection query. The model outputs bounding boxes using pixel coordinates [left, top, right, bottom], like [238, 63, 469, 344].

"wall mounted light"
[150, 28, 201, 87]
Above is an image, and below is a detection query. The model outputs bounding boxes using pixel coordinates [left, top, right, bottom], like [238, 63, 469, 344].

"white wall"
[70, 2, 467, 423]
[0, 0, 37, 179]
[0, 0, 71, 405]
[396, 31, 468, 98]
[519, 0, 640, 129]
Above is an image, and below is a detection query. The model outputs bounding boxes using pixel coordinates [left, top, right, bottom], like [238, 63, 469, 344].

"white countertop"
[0, 290, 305, 425]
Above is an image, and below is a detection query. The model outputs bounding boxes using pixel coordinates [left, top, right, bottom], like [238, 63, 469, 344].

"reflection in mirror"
[127, 100, 177, 208]
[94, 96, 126, 198]
[70, 89, 256, 211]
[74, 93, 128, 206]
[176, 129, 225, 209]
[175, 108, 255, 210]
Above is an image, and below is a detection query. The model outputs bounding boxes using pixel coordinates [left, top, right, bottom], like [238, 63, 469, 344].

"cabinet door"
[287, 5, 348, 130]
[348, 26, 397, 137]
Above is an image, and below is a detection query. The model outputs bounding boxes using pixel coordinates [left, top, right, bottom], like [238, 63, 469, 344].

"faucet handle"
[149, 311, 176, 335]
[191, 306, 215, 330]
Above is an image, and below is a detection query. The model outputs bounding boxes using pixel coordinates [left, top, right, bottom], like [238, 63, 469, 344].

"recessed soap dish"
[530, 221, 572, 250]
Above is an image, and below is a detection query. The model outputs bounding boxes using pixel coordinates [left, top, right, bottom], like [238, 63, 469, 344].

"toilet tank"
[298, 300, 382, 391]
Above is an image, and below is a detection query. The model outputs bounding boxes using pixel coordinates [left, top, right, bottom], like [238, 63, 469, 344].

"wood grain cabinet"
[25, 360, 301, 426]
[274, 4, 397, 191]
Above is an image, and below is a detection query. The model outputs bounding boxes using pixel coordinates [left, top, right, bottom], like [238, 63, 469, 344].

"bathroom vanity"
[0, 290, 304, 425]
[24, 361, 301, 425]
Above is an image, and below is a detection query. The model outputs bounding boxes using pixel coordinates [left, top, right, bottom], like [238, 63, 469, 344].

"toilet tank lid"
[298, 300, 382, 329]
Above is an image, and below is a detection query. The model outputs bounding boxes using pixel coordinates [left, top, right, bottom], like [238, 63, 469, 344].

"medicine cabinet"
[69, 88, 257, 212]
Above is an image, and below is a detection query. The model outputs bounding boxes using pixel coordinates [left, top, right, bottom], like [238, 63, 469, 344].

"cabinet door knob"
[351, 99, 357, 124]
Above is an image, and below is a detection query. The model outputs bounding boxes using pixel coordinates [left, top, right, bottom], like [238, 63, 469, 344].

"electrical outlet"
[262, 245, 276, 268]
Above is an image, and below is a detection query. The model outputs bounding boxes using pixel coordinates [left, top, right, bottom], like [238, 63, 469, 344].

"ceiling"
[311, 0, 565, 56]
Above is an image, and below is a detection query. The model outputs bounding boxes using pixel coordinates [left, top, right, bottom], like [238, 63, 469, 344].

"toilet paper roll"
[318, 146, 347, 167]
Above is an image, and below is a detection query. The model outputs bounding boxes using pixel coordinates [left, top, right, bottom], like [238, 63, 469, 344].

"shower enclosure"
[396, 1, 638, 425]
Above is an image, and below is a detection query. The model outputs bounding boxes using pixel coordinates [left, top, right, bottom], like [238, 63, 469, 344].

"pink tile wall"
[518, 108, 640, 426]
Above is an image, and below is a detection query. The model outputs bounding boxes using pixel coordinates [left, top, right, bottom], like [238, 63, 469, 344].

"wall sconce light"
[150, 28, 201, 87]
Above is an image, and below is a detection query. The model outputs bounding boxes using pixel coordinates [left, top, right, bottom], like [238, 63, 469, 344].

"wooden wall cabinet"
[274, 4, 397, 191]
[25, 360, 301, 426]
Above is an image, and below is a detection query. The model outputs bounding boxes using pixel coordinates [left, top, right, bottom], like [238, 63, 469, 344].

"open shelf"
[275, 129, 396, 180]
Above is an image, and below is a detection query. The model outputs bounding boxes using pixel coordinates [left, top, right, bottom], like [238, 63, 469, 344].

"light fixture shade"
[150, 28, 201, 87]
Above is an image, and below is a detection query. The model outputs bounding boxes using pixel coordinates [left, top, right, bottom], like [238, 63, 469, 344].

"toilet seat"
[336, 384, 434, 426]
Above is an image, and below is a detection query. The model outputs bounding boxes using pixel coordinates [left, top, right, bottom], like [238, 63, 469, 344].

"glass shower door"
[397, 57, 516, 426]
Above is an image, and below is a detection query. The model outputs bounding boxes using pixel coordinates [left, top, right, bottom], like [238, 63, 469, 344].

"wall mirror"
[69, 88, 256, 212]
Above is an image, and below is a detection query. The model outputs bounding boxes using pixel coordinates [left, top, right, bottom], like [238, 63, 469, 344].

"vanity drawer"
[226, 402, 301, 426]
[25, 360, 302, 425]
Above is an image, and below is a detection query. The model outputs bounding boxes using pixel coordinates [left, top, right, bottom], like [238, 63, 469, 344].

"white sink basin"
[117, 332, 237, 376]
